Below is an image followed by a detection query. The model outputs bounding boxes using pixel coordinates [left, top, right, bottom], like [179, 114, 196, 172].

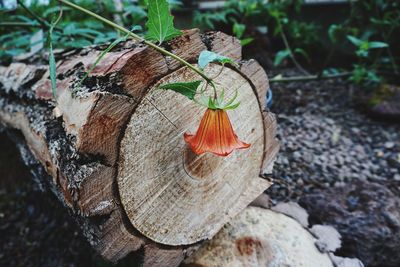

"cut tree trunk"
[0, 29, 279, 266]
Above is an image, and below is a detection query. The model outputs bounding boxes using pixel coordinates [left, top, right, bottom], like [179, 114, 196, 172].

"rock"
[385, 141, 395, 149]
[330, 254, 365, 267]
[293, 151, 301, 161]
[300, 180, 400, 267]
[365, 84, 400, 123]
[271, 201, 309, 227]
[183, 207, 333, 267]
[310, 225, 341, 253]
[250, 193, 271, 209]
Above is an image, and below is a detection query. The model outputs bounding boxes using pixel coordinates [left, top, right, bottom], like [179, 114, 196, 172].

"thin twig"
[277, 19, 310, 76]
[17, 0, 50, 29]
[269, 72, 351, 83]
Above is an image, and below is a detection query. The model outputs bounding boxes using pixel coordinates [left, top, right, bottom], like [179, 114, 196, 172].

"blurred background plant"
[1, 0, 399, 101]
[194, 0, 400, 90]
[0, 0, 152, 64]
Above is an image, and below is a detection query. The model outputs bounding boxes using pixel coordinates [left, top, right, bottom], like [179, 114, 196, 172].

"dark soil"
[0, 132, 111, 267]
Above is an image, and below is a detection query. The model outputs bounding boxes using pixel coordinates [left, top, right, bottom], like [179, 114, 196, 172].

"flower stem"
[17, 0, 50, 30]
[58, 0, 214, 85]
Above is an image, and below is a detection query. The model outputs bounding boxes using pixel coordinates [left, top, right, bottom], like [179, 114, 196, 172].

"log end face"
[117, 65, 272, 246]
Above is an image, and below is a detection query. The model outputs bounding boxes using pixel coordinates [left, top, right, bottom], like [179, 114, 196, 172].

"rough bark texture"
[0, 29, 279, 265]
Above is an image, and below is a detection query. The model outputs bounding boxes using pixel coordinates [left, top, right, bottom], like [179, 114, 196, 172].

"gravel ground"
[266, 70, 400, 202]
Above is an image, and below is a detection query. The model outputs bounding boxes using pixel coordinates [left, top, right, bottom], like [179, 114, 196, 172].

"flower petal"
[184, 109, 250, 156]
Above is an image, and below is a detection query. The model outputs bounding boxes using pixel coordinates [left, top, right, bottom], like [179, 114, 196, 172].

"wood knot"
[183, 146, 223, 179]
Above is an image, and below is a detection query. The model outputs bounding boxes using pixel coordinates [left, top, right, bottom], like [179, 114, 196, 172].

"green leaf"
[240, 37, 254, 46]
[294, 48, 310, 62]
[208, 97, 217, 109]
[233, 23, 246, 39]
[328, 24, 341, 43]
[145, 0, 182, 44]
[368, 41, 388, 49]
[43, 6, 72, 18]
[124, 5, 147, 18]
[48, 10, 63, 99]
[347, 35, 363, 47]
[274, 50, 290, 66]
[94, 32, 119, 44]
[64, 39, 92, 48]
[223, 101, 240, 110]
[198, 50, 236, 70]
[49, 43, 56, 98]
[158, 80, 201, 100]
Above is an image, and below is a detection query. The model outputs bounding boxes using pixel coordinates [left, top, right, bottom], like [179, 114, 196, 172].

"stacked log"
[0, 29, 279, 266]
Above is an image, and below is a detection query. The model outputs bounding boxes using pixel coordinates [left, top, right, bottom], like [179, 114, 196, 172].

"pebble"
[385, 142, 395, 149]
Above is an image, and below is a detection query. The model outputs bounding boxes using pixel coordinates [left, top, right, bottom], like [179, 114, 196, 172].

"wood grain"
[239, 60, 280, 175]
[117, 64, 271, 245]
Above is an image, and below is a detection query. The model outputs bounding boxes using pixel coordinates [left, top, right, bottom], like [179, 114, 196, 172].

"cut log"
[182, 207, 334, 267]
[0, 29, 279, 265]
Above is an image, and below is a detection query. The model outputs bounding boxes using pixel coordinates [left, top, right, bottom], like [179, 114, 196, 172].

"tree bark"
[0, 29, 279, 266]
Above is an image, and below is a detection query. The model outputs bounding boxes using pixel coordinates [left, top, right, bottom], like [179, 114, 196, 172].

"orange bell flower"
[184, 108, 250, 156]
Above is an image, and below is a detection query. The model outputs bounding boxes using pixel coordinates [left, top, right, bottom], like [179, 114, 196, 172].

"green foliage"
[48, 11, 63, 99]
[193, 8, 234, 29]
[194, 0, 399, 90]
[198, 51, 236, 70]
[274, 50, 290, 66]
[285, 20, 319, 50]
[158, 81, 201, 100]
[194, 0, 317, 67]
[194, 0, 268, 47]
[145, 0, 182, 44]
[195, 88, 240, 110]
[350, 64, 381, 87]
[49, 31, 57, 98]
[0, 0, 149, 63]
[335, 0, 399, 88]
[274, 48, 309, 67]
[233, 23, 254, 46]
[347, 35, 388, 58]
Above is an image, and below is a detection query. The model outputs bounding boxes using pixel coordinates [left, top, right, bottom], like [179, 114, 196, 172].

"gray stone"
[330, 254, 365, 267]
[250, 193, 271, 209]
[272, 202, 309, 227]
[300, 180, 400, 267]
[384, 141, 395, 149]
[310, 225, 341, 253]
